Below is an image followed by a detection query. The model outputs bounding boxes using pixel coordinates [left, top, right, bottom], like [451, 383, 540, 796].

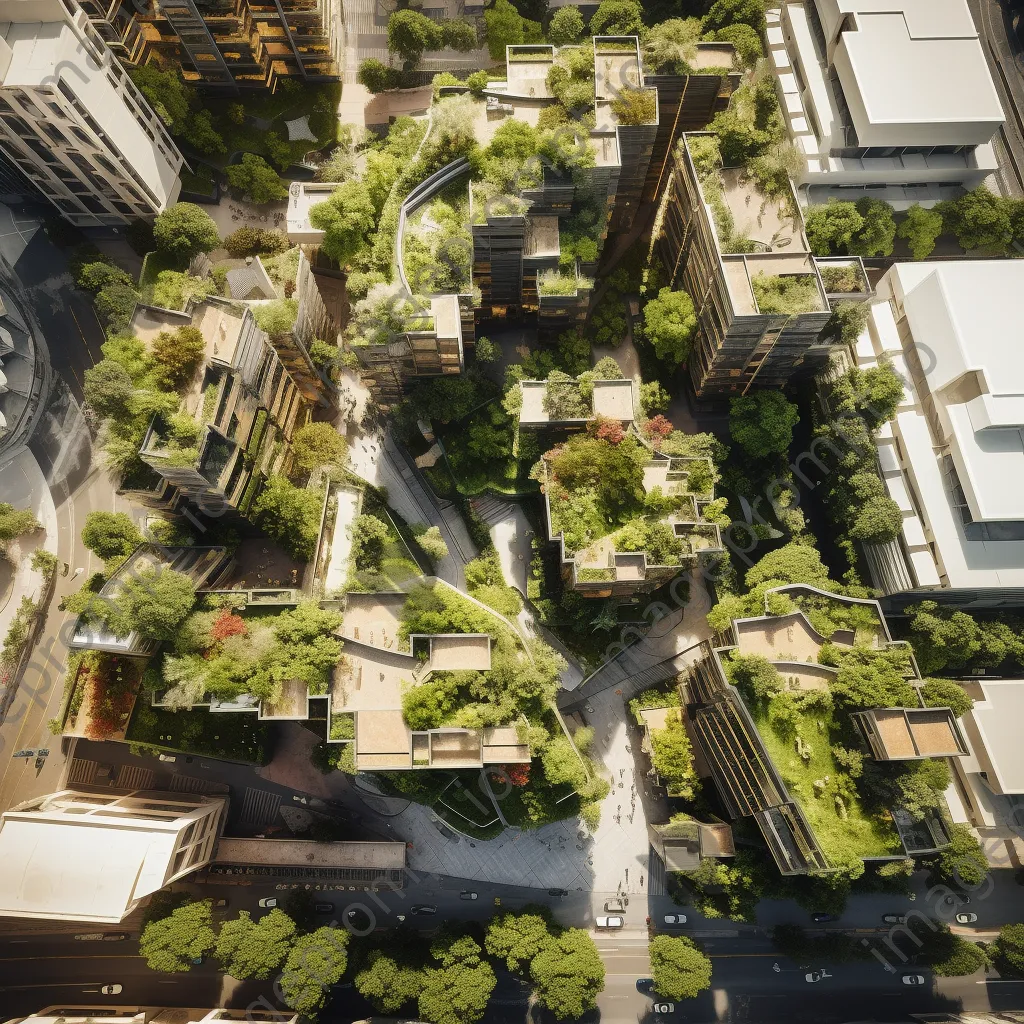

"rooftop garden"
[402, 186, 472, 295]
[345, 490, 426, 594]
[750, 273, 823, 315]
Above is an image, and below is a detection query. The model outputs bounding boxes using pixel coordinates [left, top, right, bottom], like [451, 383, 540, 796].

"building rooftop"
[519, 378, 635, 425]
[962, 680, 1024, 793]
[213, 837, 407, 871]
[286, 181, 340, 239]
[855, 707, 969, 760]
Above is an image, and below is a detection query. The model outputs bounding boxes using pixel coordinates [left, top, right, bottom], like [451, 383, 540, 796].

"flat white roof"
[0, 817, 172, 921]
[820, 0, 1003, 142]
[968, 680, 1024, 792]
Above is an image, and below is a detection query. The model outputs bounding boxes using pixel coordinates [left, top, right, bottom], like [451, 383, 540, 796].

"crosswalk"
[240, 787, 282, 826]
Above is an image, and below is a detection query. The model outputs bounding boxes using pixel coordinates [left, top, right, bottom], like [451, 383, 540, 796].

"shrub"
[223, 227, 290, 259]
[152, 325, 205, 389]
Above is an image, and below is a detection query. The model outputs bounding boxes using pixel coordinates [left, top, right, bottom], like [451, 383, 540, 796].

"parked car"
[902, 975, 926, 986]
[811, 913, 836, 923]
[636, 978, 654, 993]
[596, 916, 624, 929]
[548, 888, 568, 897]
[74, 933, 104, 941]
[604, 898, 626, 912]
[882, 914, 907, 925]
[157, 754, 176, 762]
[460, 891, 478, 900]
[100, 985, 123, 995]
[315, 903, 334, 914]
[653, 1003, 676, 1014]
[410, 905, 437, 915]
[663, 914, 687, 925]
[258, 897, 277, 908]
[101, 933, 128, 941]
[805, 970, 832, 983]
[956, 913, 978, 924]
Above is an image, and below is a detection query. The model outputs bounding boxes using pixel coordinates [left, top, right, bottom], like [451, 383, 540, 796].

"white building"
[0, 789, 225, 923]
[286, 180, 339, 244]
[854, 261, 1024, 605]
[766, 0, 1004, 207]
[0, 0, 183, 226]
[4, 1010, 297, 1024]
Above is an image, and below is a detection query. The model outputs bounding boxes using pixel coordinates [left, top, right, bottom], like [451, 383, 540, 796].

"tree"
[279, 927, 350, 1015]
[252, 476, 323, 560]
[84, 359, 136, 420]
[849, 197, 896, 257]
[153, 203, 220, 264]
[548, 5, 583, 45]
[925, 823, 988, 887]
[897, 204, 943, 260]
[253, 298, 298, 339]
[389, 9, 442, 65]
[0, 503, 39, 549]
[703, 0, 766, 32]
[291, 421, 348, 473]
[110, 567, 196, 641]
[805, 201, 863, 256]
[706, 23, 763, 68]
[140, 900, 216, 973]
[921, 678, 974, 718]
[590, 0, 644, 35]
[415, 525, 449, 564]
[474, 336, 500, 362]
[215, 908, 296, 979]
[906, 601, 983, 675]
[530, 928, 605, 1018]
[729, 654, 783, 704]
[939, 186, 1012, 252]
[850, 495, 903, 544]
[130, 65, 190, 131]
[650, 712, 698, 798]
[729, 391, 799, 459]
[644, 18, 701, 74]
[745, 542, 832, 589]
[77, 261, 133, 293]
[485, 910, 554, 971]
[832, 656, 917, 712]
[223, 226, 289, 258]
[649, 935, 712, 1001]
[152, 325, 205, 388]
[81, 511, 141, 560]
[95, 283, 141, 334]
[643, 287, 697, 366]
[410, 376, 479, 422]
[309, 180, 377, 266]
[418, 934, 496, 1024]
[356, 950, 426, 1012]
[992, 924, 1024, 976]
[443, 20, 477, 50]
[181, 110, 227, 156]
[484, 0, 525, 61]
[639, 381, 671, 415]
[825, 300, 869, 346]
[225, 154, 288, 204]
[358, 58, 401, 93]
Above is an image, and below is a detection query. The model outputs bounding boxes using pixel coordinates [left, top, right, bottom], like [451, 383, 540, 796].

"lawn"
[138, 250, 181, 299]
[347, 490, 425, 592]
[749, 703, 902, 863]
[126, 700, 271, 764]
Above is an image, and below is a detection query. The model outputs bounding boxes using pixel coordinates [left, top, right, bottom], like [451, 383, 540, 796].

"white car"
[805, 970, 832, 983]
[653, 1003, 675, 1014]
[956, 913, 978, 924]
[663, 914, 687, 925]
[596, 915, 624, 928]
[902, 975, 926, 986]
[258, 897, 277, 908]
[100, 984, 123, 995]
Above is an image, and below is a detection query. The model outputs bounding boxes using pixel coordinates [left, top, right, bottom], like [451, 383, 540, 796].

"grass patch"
[345, 489, 424, 594]
[126, 700, 271, 764]
[138, 250, 181, 300]
[180, 164, 217, 197]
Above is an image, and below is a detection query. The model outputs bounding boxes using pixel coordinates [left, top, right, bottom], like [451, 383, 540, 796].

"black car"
[811, 913, 837, 923]
[315, 903, 335, 914]
[547, 888, 569, 897]
[410, 904, 437, 915]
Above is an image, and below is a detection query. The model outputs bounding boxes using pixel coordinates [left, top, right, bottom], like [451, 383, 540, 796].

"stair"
[471, 496, 515, 526]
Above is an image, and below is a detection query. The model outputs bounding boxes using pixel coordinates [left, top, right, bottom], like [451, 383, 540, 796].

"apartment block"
[130, 298, 314, 522]
[79, 0, 341, 92]
[0, 0, 183, 226]
[853, 261, 1024, 606]
[0, 788, 225, 922]
[658, 133, 844, 397]
[766, 0, 1004, 207]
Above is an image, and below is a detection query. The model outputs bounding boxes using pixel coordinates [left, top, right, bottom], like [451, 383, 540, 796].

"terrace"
[518, 377, 636, 426]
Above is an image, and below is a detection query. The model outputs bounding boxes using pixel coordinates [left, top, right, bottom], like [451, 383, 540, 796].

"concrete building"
[0, 788, 225, 923]
[766, 0, 1004, 207]
[658, 133, 851, 397]
[0, 0, 183, 226]
[518, 376, 636, 429]
[128, 299, 316, 524]
[79, 0, 341, 92]
[853, 261, 1024, 606]
[5, 1009, 297, 1024]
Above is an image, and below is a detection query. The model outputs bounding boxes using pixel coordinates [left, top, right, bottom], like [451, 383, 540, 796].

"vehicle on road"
[102, 933, 128, 941]
[944, 893, 971, 906]
[157, 754, 176, 762]
[882, 914, 907, 925]
[596, 916, 624, 929]
[956, 913, 978, 924]
[460, 891, 478, 900]
[653, 1003, 675, 1015]
[411, 905, 437, 915]
[258, 897, 277, 908]
[902, 975, 925, 986]
[548, 888, 568, 897]
[805, 970, 832, 983]
[74, 933, 104, 941]
[100, 985, 123, 995]
[811, 913, 836, 922]
[604, 898, 626, 912]
[315, 903, 334, 913]
[12, 749, 33, 758]
[663, 914, 686, 925]
[636, 978, 653, 993]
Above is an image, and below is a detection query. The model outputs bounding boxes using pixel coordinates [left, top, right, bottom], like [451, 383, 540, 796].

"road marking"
[978, 979, 1024, 984]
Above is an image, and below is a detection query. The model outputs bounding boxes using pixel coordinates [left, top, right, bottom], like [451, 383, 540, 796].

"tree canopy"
[153, 203, 220, 263]
[548, 5, 584, 45]
[897, 204, 943, 260]
[140, 900, 216, 973]
[590, 0, 644, 35]
[484, 0, 525, 60]
[485, 910, 554, 971]
[745, 542, 832, 590]
[252, 476, 323, 560]
[530, 928, 606, 1019]
[215, 908, 296, 979]
[388, 9, 442, 65]
[108, 567, 197, 641]
[309, 180, 377, 266]
[729, 391, 799, 459]
[643, 287, 697, 366]
[291, 421, 348, 473]
[279, 927, 350, 1014]
[649, 934, 713, 1001]
[225, 154, 288, 204]
[81, 511, 142, 560]
[0, 503, 40, 548]
[418, 934, 496, 1024]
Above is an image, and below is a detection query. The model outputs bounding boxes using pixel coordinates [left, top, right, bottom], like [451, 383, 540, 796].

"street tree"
[485, 910, 554, 971]
[729, 390, 799, 458]
[76, 261, 133, 293]
[805, 201, 863, 256]
[355, 950, 426, 1012]
[153, 203, 219, 264]
[925, 822, 988, 888]
[291, 421, 348, 473]
[649, 934, 713, 1000]
[418, 934, 496, 1024]
[991, 924, 1024, 975]
[548, 5, 584, 45]
[643, 287, 697, 365]
[309, 180, 377, 266]
[530, 928, 606, 1019]
[81, 511, 142, 560]
[140, 900, 216, 973]
[215, 908, 296, 979]
[897, 204, 943, 260]
[279, 926, 350, 1014]
[0, 503, 40, 550]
